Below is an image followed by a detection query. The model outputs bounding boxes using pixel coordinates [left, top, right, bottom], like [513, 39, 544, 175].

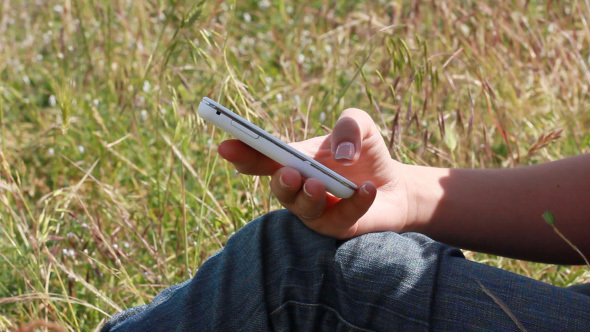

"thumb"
[331, 108, 377, 165]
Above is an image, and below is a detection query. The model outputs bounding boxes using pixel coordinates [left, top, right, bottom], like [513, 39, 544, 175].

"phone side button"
[231, 120, 260, 139]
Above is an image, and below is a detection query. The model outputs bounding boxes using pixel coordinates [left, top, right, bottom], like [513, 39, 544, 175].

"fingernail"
[303, 182, 313, 197]
[279, 174, 290, 189]
[334, 142, 355, 160]
[360, 183, 371, 196]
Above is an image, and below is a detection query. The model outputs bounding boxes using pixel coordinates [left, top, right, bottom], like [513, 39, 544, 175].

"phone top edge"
[199, 98, 358, 191]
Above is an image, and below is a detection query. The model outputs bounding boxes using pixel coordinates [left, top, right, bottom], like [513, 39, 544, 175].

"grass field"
[1, 0, 589, 330]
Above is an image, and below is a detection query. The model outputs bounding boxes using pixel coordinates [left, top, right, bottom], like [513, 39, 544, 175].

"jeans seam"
[269, 300, 376, 332]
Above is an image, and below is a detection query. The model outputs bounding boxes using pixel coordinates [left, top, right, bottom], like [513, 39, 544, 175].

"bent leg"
[102, 210, 590, 331]
[431, 254, 590, 331]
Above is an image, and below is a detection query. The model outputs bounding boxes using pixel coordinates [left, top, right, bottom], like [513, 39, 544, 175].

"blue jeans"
[102, 210, 590, 331]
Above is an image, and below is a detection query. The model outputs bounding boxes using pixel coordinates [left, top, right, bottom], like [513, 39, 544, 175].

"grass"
[1, 0, 589, 330]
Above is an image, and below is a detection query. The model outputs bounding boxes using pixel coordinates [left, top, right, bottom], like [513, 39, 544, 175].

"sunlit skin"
[219, 109, 590, 265]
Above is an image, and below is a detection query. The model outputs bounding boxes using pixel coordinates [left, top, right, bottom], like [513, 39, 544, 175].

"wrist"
[401, 164, 447, 234]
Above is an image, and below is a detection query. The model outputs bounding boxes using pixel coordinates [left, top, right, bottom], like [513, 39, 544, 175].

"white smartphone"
[198, 97, 357, 198]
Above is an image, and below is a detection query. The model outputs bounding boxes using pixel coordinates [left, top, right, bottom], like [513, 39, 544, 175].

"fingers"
[270, 168, 377, 239]
[218, 139, 282, 175]
[305, 181, 377, 239]
[220, 142, 331, 222]
[331, 108, 379, 165]
[269, 167, 302, 203]
[297, 178, 327, 219]
[270, 168, 327, 220]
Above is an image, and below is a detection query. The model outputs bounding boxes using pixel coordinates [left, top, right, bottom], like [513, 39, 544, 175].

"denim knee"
[257, 211, 463, 331]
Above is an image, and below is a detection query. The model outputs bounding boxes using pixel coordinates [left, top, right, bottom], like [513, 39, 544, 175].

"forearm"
[406, 154, 590, 264]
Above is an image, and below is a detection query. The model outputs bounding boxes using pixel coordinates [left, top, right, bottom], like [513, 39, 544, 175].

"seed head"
[542, 211, 556, 226]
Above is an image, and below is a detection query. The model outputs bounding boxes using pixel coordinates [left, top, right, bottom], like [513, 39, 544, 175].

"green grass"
[1, 0, 589, 330]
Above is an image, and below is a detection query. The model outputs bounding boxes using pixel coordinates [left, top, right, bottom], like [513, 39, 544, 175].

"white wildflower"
[258, 0, 270, 8]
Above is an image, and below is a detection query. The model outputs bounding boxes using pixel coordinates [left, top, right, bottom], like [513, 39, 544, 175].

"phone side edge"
[198, 100, 356, 198]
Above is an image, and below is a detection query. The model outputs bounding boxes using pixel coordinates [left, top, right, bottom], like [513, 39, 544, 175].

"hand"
[218, 108, 414, 239]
